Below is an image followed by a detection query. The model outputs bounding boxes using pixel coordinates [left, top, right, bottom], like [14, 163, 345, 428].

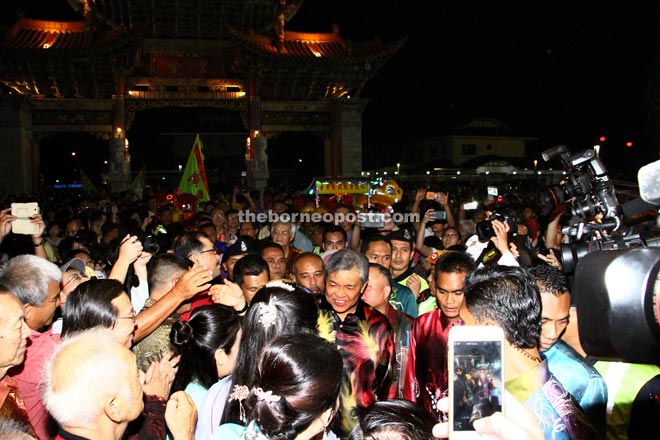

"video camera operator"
[537, 147, 660, 440]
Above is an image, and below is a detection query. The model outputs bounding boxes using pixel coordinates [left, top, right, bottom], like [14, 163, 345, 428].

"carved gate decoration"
[0, 0, 403, 193]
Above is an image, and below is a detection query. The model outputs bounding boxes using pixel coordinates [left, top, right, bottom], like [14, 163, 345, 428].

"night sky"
[290, 1, 660, 180]
[6, 1, 660, 184]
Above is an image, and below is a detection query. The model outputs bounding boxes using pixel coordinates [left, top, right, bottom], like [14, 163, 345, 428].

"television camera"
[540, 146, 660, 364]
[539, 144, 622, 238]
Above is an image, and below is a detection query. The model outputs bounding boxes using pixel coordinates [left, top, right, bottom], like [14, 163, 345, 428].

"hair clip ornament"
[258, 298, 278, 328]
[229, 384, 250, 423]
[253, 387, 281, 404]
[265, 280, 295, 291]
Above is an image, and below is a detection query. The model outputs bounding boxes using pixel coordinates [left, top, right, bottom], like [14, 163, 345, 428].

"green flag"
[130, 166, 146, 191]
[178, 134, 210, 202]
[81, 170, 96, 194]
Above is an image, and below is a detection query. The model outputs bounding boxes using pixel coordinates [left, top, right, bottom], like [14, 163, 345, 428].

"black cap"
[387, 228, 414, 246]
[221, 236, 257, 264]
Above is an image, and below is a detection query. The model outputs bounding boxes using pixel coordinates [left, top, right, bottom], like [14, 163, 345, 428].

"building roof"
[0, 1, 404, 100]
[229, 25, 405, 64]
[0, 18, 131, 54]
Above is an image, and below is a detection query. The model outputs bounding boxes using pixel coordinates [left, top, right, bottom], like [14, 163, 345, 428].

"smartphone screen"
[449, 326, 504, 439]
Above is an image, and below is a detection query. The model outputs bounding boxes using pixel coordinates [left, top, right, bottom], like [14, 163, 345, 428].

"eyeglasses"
[116, 309, 137, 322]
[196, 248, 217, 255]
[62, 272, 88, 288]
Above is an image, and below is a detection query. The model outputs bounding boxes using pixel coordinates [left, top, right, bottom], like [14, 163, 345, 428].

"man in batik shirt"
[463, 265, 597, 440]
[362, 263, 414, 398]
[317, 249, 398, 438]
[529, 264, 607, 437]
[404, 251, 475, 420]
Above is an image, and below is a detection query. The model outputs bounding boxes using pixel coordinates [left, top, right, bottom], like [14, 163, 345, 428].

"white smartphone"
[11, 202, 40, 235]
[448, 326, 505, 440]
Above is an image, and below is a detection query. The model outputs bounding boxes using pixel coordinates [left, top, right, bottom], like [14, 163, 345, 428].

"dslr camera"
[106, 234, 160, 266]
[539, 145, 621, 234]
[537, 145, 646, 274]
[475, 212, 517, 241]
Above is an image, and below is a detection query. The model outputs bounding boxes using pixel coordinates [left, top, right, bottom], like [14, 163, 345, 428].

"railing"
[126, 90, 245, 100]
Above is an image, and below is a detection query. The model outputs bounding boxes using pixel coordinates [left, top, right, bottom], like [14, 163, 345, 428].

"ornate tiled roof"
[229, 25, 406, 64]
[224, 24, 406, 99]
[0, 1, 404, 100]
[0, 18, 131, 54]
[86, 0, 289, 38]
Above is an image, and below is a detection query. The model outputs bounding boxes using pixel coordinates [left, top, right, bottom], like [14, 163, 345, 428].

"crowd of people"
[0, 179, 658, 440]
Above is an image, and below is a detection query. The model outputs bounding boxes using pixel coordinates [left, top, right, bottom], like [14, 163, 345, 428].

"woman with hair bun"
[199, 280, 320, 439]
[348, 399, 436, 440]
[213, 332, 343, 440]
[169, 304, 242, 438]
[219, 280, 320, 425]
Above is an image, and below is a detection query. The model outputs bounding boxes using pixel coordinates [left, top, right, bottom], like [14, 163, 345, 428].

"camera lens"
[143, 235, 160, 254]
[560, 240, 609, 275]
[476, 219, 495, 241]
[569, 196, 599, 219]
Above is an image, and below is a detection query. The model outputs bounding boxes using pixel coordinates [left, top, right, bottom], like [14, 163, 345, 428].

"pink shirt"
[10, 328, 60, 440]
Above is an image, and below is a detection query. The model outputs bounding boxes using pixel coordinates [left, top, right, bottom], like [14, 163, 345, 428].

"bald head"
[291, 253, 325, 295]
[44, 329, 144, 433]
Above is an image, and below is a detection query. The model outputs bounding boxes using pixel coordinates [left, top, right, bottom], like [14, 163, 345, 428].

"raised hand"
[171, 266, 214, 301]
[142, 353, 179, 400]
[209, 278, 247, 312]
[166, 391, 197, 440]
[0, 208, 15, 242]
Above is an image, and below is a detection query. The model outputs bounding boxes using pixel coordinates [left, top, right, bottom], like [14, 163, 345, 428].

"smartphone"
[240, 171, 248, 193]
[11, 202, 39, 235]
[430, 210, 447, 221]
[463, 201, 478, 210]
[359, 212, 386, 228]
[449, 325, 505, 440]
